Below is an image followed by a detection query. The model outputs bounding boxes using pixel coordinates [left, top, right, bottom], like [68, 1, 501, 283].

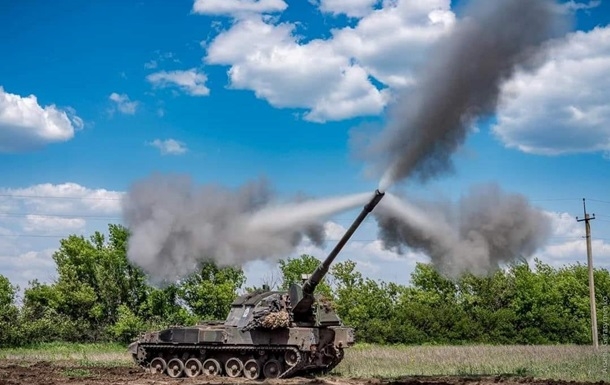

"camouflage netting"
[260, 310, 290, 329]
[243, 293, 292, 331]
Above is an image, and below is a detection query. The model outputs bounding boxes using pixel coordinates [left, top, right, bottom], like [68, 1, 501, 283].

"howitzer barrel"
[302, 189, 385, 295]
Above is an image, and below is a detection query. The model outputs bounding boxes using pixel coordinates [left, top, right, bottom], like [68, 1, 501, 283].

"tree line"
[1, 224, 608, 348]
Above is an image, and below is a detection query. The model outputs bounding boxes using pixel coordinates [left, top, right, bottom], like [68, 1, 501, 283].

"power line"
[530, 198, 581, 201]
[588, 199, 610, 204]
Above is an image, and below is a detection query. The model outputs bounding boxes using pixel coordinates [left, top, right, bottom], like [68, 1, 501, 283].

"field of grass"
[1, 342, 607, 382]
[0, 342, 131, 367]
[336, 343, 609, 382]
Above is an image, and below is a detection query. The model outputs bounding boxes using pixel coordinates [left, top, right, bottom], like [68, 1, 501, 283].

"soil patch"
[0, 361, 604, 385]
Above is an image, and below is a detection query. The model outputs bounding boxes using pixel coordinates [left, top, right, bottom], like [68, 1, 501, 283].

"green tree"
[457, 270, 518, 343]
[22, 225, 153, 341]
[141, 284, 193, 327]
[331, 260, 402, 343]
[278, 254, 333, 299]
[179, 261, 246, 321]
[0, 275, 19, 347]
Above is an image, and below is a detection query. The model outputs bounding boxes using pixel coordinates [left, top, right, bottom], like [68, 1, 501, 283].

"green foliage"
[2, 223, 609, 348]
[179, 261, 245, 321]
[107, 305, 146, 343]
[0, 275, 20, 347]
[279, 254, 333, 298]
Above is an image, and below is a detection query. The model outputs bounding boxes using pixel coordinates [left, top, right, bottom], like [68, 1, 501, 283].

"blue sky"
[1, 0, 609, 291]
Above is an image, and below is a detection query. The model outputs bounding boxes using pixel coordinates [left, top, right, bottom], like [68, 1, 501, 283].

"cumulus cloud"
[109, 93, 138, 115]
[203, 1, 453, 122]
[0, 249, 57, 290]
[0, 183, 123, 215]
[192, 0, 287, 16]
[0, 183, 124, 291]
[332, 0, 455, 88]
[22, 215, 86, 234]
[493, 26, 610, 156]
[206, 17, 391, 122]
[532, 210, 610, 268]
[147, 138, 188, 155]
[0, 86, 82, 152]
[147, 68, 210, 96]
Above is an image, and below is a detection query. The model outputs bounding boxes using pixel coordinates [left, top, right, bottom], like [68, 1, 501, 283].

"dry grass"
[1, 342, 608, 381]
[0, 342, 132, 367]
[334, 344, 609, 382]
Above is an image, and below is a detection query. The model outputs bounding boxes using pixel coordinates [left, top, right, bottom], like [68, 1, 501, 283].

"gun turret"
[291, 189, 385, 315]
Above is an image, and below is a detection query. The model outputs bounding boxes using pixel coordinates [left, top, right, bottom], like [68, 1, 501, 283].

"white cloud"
[0, 86, 82, 152]
[144, 51, 180, 70]
[561, 0, 601, 13]
[316, 0, 380, 18]
[493, 26, 610, 155]
[144, 60, 158, 69]
[23, 215, 86, 234]
[348, 239, 410, 262]
[203, 1, 453, 122]
[109, 93, 138, 115]
[532, 211, 610, 269]
[324, 221, 347, 240]
[192, 0, 287, 16]
[147, 68, 210, 96]
[332, 0, 454, 88]
[0, 249, 57, 291]
[545, 211, 582, 238]
[0, 183, 125, 291]
[0, 183, 123, 215]
[206, 18, 390, 122]
[536, 239, 610, 266]
[147, 138, 188, 155]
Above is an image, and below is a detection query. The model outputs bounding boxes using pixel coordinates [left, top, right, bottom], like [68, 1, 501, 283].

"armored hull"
[129, 290, 354, 379]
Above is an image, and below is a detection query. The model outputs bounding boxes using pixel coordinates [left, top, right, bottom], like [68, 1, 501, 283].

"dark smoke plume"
[375, 185, 552, 277]
[122, 174, 370, 281]
[373, 0, 564, 190]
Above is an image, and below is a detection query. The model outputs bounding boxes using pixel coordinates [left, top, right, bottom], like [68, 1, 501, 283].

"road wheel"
[284, 350, 299, 366]
[149, 357, 166, 374]
[263, 359, 282, 379]
[184, 358, 202, 377]
[243, 359, 261, 379]
[166, 358, 184, 378]
[202, 358, 221, 376]
[225, 357, 244, 378]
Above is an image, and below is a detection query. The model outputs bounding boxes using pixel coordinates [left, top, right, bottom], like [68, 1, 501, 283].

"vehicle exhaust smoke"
[121, 174, 370, 281]
[370, 0, 563, 191]
[374, 185, 552, 277]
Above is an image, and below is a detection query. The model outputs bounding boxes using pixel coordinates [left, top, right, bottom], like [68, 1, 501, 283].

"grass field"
[1, 342, 607, 382]
[337, 343, 608, 382]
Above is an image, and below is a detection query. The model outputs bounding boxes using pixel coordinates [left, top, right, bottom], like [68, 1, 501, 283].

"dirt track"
[0, 362, 605, 385]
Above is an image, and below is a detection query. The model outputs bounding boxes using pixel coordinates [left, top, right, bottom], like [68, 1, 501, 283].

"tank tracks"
[133, 343, 340, 379]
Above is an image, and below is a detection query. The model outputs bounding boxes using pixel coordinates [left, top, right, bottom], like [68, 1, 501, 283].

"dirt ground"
[0, 361, 605, 385]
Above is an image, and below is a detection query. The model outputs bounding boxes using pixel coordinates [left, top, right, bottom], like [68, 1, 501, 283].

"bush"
[107, 305, 147, 344]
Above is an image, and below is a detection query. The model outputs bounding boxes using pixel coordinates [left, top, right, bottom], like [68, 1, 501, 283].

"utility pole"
[576, 198, 598, 350]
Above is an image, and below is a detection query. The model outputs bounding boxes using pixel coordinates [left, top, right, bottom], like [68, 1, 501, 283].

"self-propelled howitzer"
[128, 189, 385, 379]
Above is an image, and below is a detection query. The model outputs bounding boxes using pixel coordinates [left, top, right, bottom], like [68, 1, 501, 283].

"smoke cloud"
[122, 174, 370, 281]
[372, 0, 564, 190]
[375, 185, 552, 277]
